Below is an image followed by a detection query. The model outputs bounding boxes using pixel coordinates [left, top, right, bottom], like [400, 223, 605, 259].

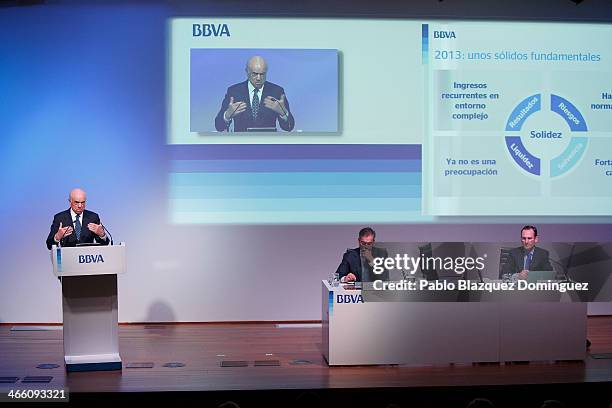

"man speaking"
[214, 56, 295, 132]
[45, 188, 109, 250]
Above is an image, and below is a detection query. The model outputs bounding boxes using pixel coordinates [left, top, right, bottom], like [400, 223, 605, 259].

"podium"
[51, 244, 126, 372]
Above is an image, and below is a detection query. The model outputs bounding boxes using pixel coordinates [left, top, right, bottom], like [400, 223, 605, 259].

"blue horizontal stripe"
[170, 184, 422, 199]
[170, 172, 422, 186]
[168, 144, 422, 160]
[172, 211, 425, 224]
[170, 198, 421, 212]
[170, 159, 421, 173]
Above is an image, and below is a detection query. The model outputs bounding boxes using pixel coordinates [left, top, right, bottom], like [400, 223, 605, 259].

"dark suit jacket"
[335, 247, 390, 282]
[214, 80, 295, 132]
[502, 246, 552, 275]
[46, 209, 109, 250]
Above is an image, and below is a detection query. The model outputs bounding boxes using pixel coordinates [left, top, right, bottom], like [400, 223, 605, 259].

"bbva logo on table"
[336, 294, 364, 304]
[78, 255, 105, 264]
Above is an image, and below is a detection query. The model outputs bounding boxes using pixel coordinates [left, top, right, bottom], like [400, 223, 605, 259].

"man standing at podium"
[46, 188, 109, 250]
[214, 55, 295, 132]
[502, 225, 552, 281]
[335, 227, 389, 283]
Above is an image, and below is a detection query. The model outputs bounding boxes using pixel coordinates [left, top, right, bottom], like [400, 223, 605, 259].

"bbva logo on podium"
[192, 24, 231, 37]
[78, 255, 105, 264]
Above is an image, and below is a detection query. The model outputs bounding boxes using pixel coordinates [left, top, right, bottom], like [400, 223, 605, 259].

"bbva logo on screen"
[192, 24, 230, 37]
[78, 255, 105, 264]
[433, 30, 456, 38]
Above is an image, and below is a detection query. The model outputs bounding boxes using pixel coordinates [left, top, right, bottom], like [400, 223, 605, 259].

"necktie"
[252, 88, 260, 120]
[524, 251, 532, 270]
[75, 214, 82, 240]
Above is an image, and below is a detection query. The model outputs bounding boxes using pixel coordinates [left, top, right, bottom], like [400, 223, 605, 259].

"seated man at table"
[335, 227, 389, 283]
[502, 225, 552, 281]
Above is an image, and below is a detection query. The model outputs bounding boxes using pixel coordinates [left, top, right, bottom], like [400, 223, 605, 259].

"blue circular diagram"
[504, 93, 588, 177]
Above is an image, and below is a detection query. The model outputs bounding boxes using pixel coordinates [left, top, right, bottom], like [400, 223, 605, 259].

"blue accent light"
[56, 247, 62, 273]
[422, 24, 429, 64]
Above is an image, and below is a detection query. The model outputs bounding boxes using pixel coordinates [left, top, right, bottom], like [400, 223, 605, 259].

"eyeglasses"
[359, 240, 374, 246]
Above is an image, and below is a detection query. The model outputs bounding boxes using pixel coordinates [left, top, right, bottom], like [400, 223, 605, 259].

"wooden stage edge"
[1, 320, 322, 326]
[1, 317, 612, 407]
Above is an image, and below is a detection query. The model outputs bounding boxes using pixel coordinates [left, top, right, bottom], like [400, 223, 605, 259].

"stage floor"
[1, 317, 612, 406]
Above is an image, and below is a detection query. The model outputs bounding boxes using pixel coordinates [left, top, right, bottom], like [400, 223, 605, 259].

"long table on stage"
[322, 280, 587, 366]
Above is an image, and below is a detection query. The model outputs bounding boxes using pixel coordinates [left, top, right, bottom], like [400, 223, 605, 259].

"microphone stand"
[102, 225, 114, 246]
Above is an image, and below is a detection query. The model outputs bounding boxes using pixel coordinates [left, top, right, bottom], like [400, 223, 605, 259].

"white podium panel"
[52, 243, 126, 277]
[322, 280, 586, 366]
[51, 244, 126, 372]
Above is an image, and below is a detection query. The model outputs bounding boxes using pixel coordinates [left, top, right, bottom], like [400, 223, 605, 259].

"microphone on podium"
[102, 224, 114, 246]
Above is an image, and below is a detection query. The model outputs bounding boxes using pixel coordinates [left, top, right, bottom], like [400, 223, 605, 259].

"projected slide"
[168, 18, 424, 224]
[169, 18, 423, 146]
[424, 22, 612, 216]
[189, 48, 338, 134]
[168, 19, 612, 224]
